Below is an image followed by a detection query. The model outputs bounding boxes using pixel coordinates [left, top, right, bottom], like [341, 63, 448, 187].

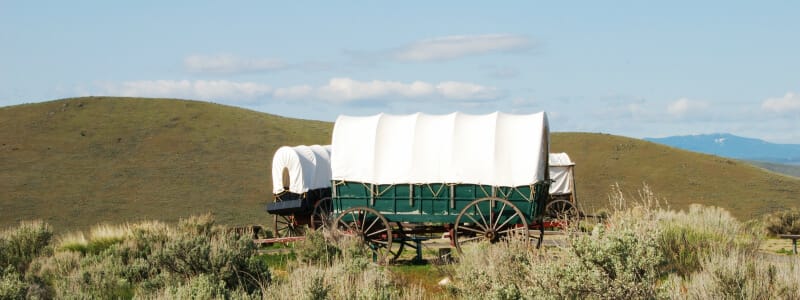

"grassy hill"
[2, 97, 799, 231]
[1, 97, 332, 231]
[551, 133, 800, 218]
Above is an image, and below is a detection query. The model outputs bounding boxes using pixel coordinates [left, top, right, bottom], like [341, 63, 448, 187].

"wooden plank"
[253, 236, 305, 244]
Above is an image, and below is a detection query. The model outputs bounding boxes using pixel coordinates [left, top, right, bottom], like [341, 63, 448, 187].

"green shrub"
[0, 221, 53, 274]
[657, 225, 718, 277]
[263, 230, 398, 299]
[656, 204, 758, 277]
[0, 265, 26, 300]
[127, 219, 269, 294]
[526, 223, 664, 300]
[27, 250, 134, 299]
[763, 208, 800, 235]
[448, 239, 534, 299]
[25, 216, 270, 298]
[147, 274, 229, 300]
[295, 230, 341, 266]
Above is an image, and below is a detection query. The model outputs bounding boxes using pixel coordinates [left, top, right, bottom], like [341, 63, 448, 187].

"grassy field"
[2, 97, 799, 232]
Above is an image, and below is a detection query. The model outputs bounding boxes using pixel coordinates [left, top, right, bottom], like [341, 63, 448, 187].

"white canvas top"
[549, 152, 574, 167]
[548, 152, 574, 195]
[271, 145, 332, 194]
[331, 112, 550, 186]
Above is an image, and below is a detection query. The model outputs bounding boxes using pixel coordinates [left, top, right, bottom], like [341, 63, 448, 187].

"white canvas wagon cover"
[271, 145, 332, 194]
[548, 152, 575, 195]
[331, 112, 549, 186]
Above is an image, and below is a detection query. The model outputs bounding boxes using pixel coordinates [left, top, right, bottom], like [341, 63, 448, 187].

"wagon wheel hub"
[484, 230, 498, 243]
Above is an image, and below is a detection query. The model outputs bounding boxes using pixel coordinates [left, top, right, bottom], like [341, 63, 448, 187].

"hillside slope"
[1, 97, 332, 231]
[2, 98, 799, 231]
[552, 133, 800, 218]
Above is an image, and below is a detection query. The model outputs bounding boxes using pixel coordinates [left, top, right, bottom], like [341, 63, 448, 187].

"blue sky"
[2, 1, 798, 143]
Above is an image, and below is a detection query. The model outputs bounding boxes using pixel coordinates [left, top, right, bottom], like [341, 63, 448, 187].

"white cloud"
[95, 77, 498, 104]
[99, 80, 272, 102]
[184, 54, 286, 73]
[667, 98, 709, 117]
[273, 85, 313, 99]
[275, 77, 498, 103]
[762, 92, 800, 113]
[393, 34, 533, 62]
[317, 78, 434, 102]
[435, 81, 497, 100]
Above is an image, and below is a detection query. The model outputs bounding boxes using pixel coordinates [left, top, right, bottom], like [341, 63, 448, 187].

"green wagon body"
[333, 182, 549, 224]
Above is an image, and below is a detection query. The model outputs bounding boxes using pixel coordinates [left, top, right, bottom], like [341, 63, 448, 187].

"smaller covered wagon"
[266, 145, 333, 237]
[545, 152, 580, 219]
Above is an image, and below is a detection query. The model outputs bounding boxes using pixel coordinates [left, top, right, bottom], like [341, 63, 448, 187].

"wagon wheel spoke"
[365, 228, 388, 238]
[337, 216, 358, 236]
[371, 239, 389, 246]
[464, 214, 489, 232]
[493, 202, 508, 229]
[489, 199, 495, 229]
[458, 226, 485, 234]
[274, 215, 304, 238]
[496, 214, 519, 231]
[364, 216, 381, 235]
[474, 204, 491, 231]
[350, 211, 363, 231]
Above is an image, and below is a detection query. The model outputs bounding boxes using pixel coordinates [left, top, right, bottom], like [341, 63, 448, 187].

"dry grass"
[665, 251, 800, 299]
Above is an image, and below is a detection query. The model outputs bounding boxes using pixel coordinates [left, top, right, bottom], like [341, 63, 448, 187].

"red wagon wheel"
[545, 199, 580, 219]
[332, 207, 401, 264]
[453, 197, 530, 253]
[309, 197, 332, 230]
[274, 214, 304, 238]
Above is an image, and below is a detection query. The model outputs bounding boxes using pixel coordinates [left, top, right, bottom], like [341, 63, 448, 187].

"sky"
[1, 1, 799, 143]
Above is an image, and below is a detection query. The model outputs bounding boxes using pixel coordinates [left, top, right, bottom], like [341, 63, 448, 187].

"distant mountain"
[644, 133, 800, 164]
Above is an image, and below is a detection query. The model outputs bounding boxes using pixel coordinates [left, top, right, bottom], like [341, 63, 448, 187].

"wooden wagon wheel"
[545, 199, 580, 219]
[390, 223, 410, 261]
[309, 197, 332, 230]
[453, 197, 530, 253]
[332, 207, 400, 263]
[274, 214, 304, 238]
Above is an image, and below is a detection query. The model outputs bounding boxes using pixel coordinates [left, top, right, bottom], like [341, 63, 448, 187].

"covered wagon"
[330, 112, 551, 260]
[545, 152, 580, 218]
[267, 145, 333, 237]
